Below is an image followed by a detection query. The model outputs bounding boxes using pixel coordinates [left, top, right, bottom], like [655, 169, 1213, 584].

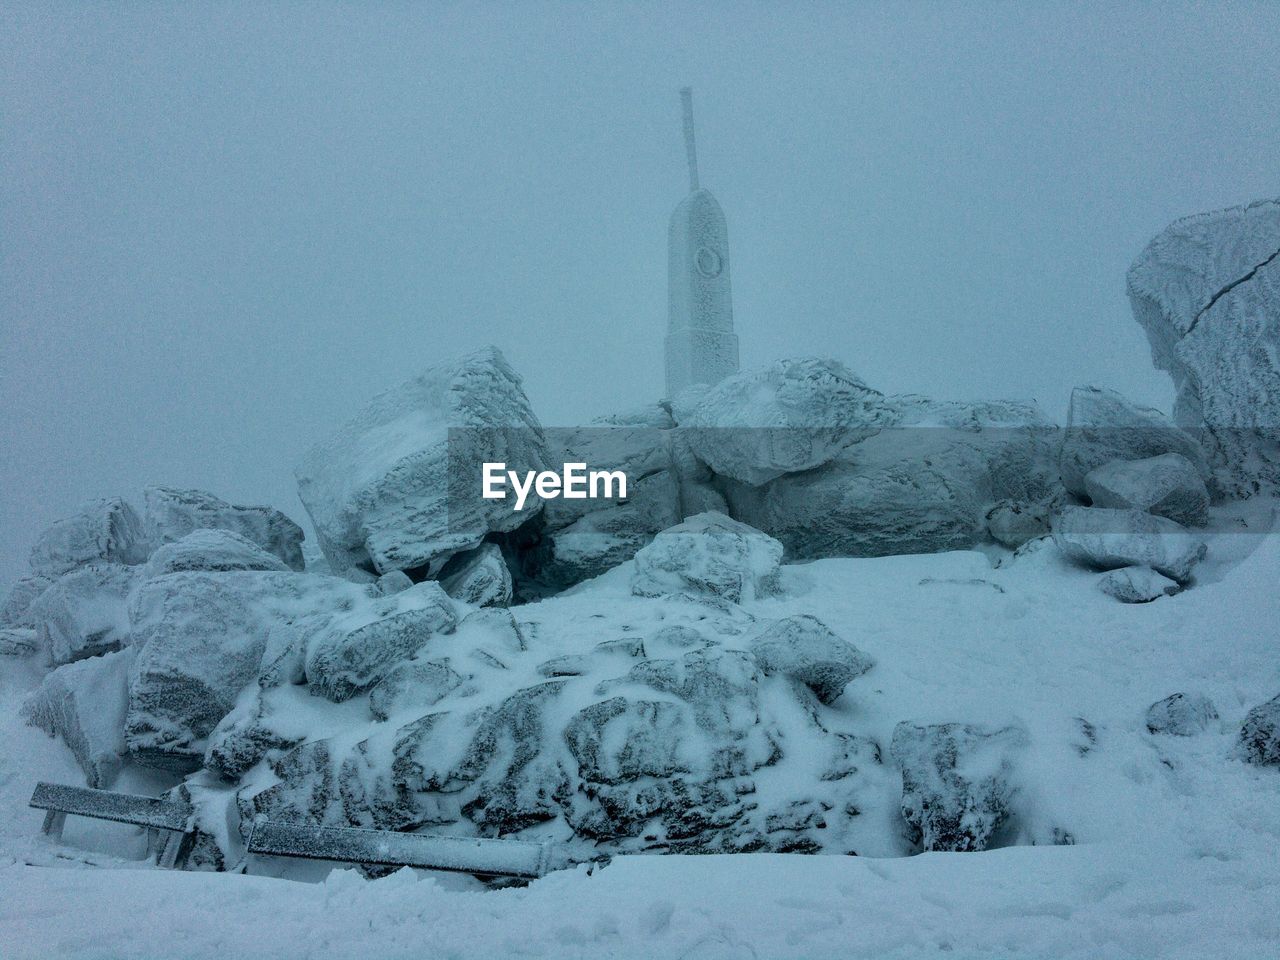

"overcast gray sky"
[3, 1, 1278, 587]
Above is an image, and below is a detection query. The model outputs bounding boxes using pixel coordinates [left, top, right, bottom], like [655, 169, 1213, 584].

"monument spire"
[664, 87, 739, 398]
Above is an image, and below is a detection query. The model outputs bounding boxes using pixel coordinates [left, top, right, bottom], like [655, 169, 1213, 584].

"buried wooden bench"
[246, 819, 556, 879]
[29, 781, 194, 869]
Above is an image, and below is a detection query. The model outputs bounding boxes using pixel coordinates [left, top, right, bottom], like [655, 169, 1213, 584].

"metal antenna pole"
[680, 87, 699, 192]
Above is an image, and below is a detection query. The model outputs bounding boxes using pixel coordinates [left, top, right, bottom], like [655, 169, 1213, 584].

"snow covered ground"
[2, 502, 1278, 959]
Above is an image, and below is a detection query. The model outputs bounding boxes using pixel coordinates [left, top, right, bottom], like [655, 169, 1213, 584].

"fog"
[3, 1, 1278, 586]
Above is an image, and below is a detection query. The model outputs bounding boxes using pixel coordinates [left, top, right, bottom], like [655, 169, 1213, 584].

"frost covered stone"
[748, 615, 874, 704]
[368, 659, 464, 722]
[32, 563, 139, 664]
[680, 358, 893, 486]
[1, 574, 53, 629]
[1237, 694, 1280, 766]
[1084, 453, 1209, 527]
[0, 628, 39, 657]
[985, 500, 1052, 549]
[295, 346, 548, 578]
[125, 570, 368, 770]
[631, 512, 782, 603]
[439, 543, 512, 607]
[204, 693, 303, 781]
[1098, 565, 1181, 603]
[304, 581, 456, 702]
[723, 396, 1059, 560]
[1128, 199, 1280, 497]
[1052, 506, 1206, 583]
[525, 423, 682, 589]
[23, 648, 135, 788]
[144, 486, 305, 571]
[29, 497, 148, 578]
[1058, 386, 1208, 498]
[1145, 693, 1218, 736]
[890, 722, 1026, 853]
[144, 529, 291, 578]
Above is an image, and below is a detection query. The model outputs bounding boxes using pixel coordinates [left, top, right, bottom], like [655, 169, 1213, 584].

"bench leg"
[156, 830, 185, 869]
[41, 810, 66, 841]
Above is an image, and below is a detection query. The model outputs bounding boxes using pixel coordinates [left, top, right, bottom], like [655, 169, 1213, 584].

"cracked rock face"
[1128, 198, 1280, 498]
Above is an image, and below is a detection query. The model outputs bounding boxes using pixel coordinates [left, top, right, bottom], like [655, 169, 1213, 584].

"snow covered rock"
[1058, 386, 1209, 498]
[679, 358, 894, 486]
[368, 658, 464, 722]
[748, 615, 875, 704]
[373, 570, 413, 596]
[0, 628, 39, 657]
[631, 512, 783, 603]
[1084, 453, 1209, 526]
[295, 346, 548, 579]
[1145, 693, 1219, 736]
[29, 498, 148, 578]
[204, 693, 304, 781]
[890, 722, 1027, 853]
[1, 574, 53, 628]
[439, 543, 512, 607]
[31, 563, 139, 664]
[524, 423, 682, 589]
[1237, 694, 1280, 765]
[125, 570, 369, 771]
[985, 500, 1053, 549]
[723, 396, 1059, 560]
[304, 581, 456, 702]
[1128, 199, 1280, 498]
[23, 648, 136, 788]
[1098, 565, 1180, 603]
[1052, 506, 1206, 583]
[144, 486, 305, 571]
[143, 529, 290, 578]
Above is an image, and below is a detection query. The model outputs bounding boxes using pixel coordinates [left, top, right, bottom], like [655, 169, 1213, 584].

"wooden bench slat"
[248, 820, 548, 878]
[29, 782, 191, 832]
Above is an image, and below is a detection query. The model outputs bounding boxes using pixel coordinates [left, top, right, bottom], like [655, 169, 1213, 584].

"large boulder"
[722, 396, 1059, 560]
[1098, 565, 1180, 603]
[1145, 693, 1218, 736]
[1083, 453, 1209, 526]
[1237, 694, 1280, 765]
[143, 529, 291, 578]
[29, 498, 148, 578]
[143, 486, 305, 571]
[748, 615, 875, 704]
[679, 358, 894, 486]
[295, 347, 548, 579]
[523, 422, 683, 589]
[1, 574, 53, 629]
[438, 543, 512, 607]
[631, 512, 783, 603]
[1128, 199, 1280, 498]
[1052, 506, 1206, 583]
[303, 581, 457, 702]
[31, 563, 140, 665]
[23, 648, 136, 788]
[1058, 386, 1209, 497]
[124, 570, 369, 771]
[890, 722, 1027, 853]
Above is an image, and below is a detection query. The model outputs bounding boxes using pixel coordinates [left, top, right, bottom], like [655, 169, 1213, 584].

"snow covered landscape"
[3, 6, 1280, 959]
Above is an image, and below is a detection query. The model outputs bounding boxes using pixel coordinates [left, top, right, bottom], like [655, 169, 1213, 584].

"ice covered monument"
[664, 88, 739, 398]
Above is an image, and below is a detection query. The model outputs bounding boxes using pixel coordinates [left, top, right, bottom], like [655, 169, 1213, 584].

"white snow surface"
[2, 501, 1280, 959]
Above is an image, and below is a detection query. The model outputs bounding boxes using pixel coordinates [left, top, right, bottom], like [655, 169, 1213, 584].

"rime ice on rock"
[1128, 199, 1280, 496]
[29, 498, 149, 578]
[631, 512, 783, 603]
[665, 89, 739, 398]
[1083, 453, 1210, 527]
[1052, 506, 1206, 584]
[143, 487, 305, 571]
[295, 346, 548, 579]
